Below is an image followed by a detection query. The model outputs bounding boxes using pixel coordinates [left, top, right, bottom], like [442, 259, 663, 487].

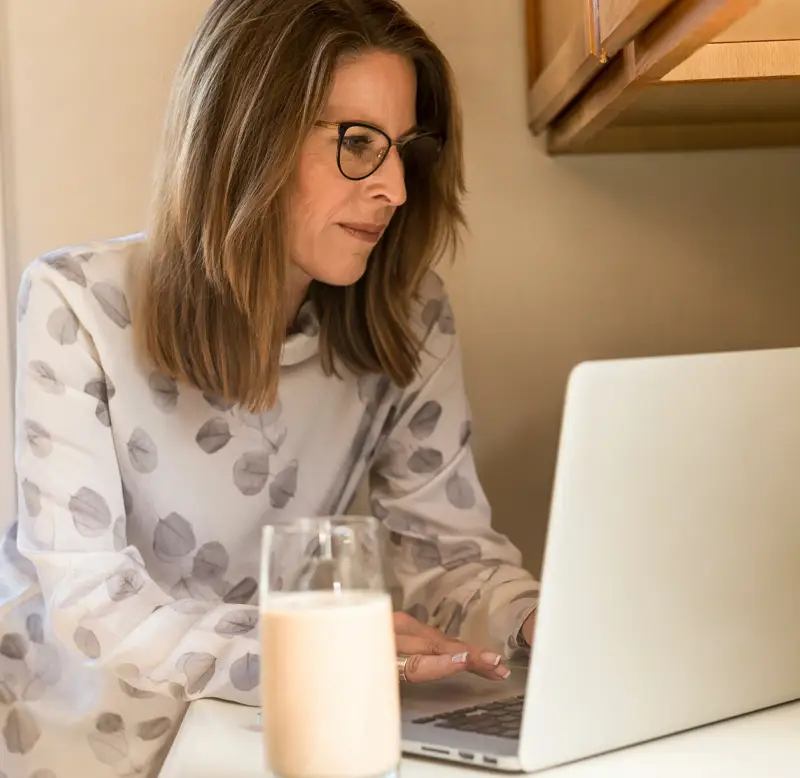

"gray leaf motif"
[127, 428, 158, 474]
[178, 652, 216, 696]
[136, 717, 172, 741]
[0, 633, 27, 660]
[240, 399, 282, 431]
[434, 600, 465, 637]
[510, 589, 540, 604]
[17, 272, 32, 322]
[74, 626, 101, 659]
[214, 609, 257, 637]
[445, 474, 476, 511]
[421, 299, 443, 331]
[203, 393, 235, 413]
[87, 730, 128, 765]
[223, 577, 258, 605]
[119, 679, 155, 700]
[408, 401, 442, 440]
[196, 419, 232, 455]
[30, 361, 64, 394]
[439, 299, 456, 334]
[168, 682, 186, 702]
[410, 539, 443, 572]
[91, 282, 131, 328]
[21, 480, 42, 518]
[0, 680, 15, 705]
[47, 254, 87, 287]
[149, 372, 179, 413]
[24, 420, 53, 458]
[370, 498, 389, 521]
[96, 712, 124, 734]
[27, 643, 61, 691]
[112, 516, 126, 551]
[46, 307, 78, 345]
[442, 540, 482, 571]
[233, 451, 270, 496]
[192, 542, 229, 581]
[85, 376, 113, 405]
[3, 704, 41, 754]
[26, 613, 44, 644]
[153, 514, 196, 562]
[269, 460, 298, 509]
[69, 487, 111, 537]
[230, 653, 259, 692]
[107, 569, 145, 602]
[408, 448, 443, 475]
[459, 420, 472, 447]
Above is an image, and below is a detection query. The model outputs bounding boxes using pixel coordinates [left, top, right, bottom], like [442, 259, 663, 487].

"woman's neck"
[286, 264, 313, 332]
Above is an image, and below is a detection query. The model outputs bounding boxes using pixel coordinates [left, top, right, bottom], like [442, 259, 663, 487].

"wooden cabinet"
[527, 0, 800, 153]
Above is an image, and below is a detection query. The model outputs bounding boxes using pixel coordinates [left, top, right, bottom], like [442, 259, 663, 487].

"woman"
[0, 0, 539, 775]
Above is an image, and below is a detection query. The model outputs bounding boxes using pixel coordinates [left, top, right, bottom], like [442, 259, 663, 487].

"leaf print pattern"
[46, 254, 87, 287]
[26, 614, 44, 644]
[46, 307, 78, 345]
[230, 653, 260, 692]
[30, 361, 64, 394]
[17, 271, 32, 322]
[119, 679, 155, 700]
[0, 680, 16, 705]
[87, 730, 128, 764]
[69, 487, 111, 537]
[73, 626, 101, 659]
[0, 633, 27, 660]
[445, 473, 477, 510]
[459, 420, 472, 447]
[223, 577, 258, 605]
[421, 299, 443, 330]
[91, 282, 131, 328]
[84, 377, 114, 426]
[203, 393, 235, 412]
[3, 704, 41, 754]
[196, 418, 232, 454]
[410, 539, 443, 572]
[214, 610, 257, 637]
[192, 542, 229, 581]
[408, 401, 442, 440]
[438, 298, 456, 334]
[442, 540, 482, 570]
[127, 428, 158, 473]
[178, 652, 216, 696]
[96, 712, 124, 734]
[408, 448, 443, 474]
[136, 717, 172, 741]
[149, 372, 179, 412]
[270, 460, 298, 508]
[21, 480, 42, 518]
[107, 569, 145, 601]
[510, 589, 540, 604]
[233, 451, 270, 496]
[433, 599, 465, 637]
[24, 420, 53, 458]
[153, 514, 196, 562]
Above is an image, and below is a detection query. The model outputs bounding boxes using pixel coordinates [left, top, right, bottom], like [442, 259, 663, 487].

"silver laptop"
[401, 346, 800, 773]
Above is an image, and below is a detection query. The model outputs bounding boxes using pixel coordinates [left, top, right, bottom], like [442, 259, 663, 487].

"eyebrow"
[323, 117, 422, 139]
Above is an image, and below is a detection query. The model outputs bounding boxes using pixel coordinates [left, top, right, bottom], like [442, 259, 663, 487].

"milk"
[260, 590, 400, 778]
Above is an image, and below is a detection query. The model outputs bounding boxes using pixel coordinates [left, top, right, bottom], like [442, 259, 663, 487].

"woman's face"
[287, 50, 417, 289]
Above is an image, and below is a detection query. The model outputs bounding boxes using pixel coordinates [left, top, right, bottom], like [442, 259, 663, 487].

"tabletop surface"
[158, 695, 800, 778]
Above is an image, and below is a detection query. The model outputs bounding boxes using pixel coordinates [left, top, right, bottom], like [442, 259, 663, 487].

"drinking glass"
[259, 516, 400, 778]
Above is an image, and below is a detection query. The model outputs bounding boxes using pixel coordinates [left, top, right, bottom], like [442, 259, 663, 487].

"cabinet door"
[528, 0, 677, 132]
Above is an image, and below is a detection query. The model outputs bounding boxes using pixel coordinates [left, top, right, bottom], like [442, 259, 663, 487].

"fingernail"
[451, 652, 468, 663]
[480, 652, 502, 667]
[497, 666, 511, 680]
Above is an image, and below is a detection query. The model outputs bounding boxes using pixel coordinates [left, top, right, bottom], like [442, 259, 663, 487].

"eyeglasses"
[315, 120, 442, 181]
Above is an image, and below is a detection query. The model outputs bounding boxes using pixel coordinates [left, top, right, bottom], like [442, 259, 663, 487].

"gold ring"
[397, 654, 410, 683]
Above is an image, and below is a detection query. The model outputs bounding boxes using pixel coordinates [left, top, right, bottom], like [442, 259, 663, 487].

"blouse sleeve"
[14, 261, 261, 705]
[369, 274, 540, 657]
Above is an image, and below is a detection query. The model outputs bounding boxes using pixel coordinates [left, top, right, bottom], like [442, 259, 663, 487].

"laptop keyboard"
[411, 695, 524, 739]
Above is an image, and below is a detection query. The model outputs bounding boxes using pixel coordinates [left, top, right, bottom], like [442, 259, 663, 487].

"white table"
[159, 697, 800, 777]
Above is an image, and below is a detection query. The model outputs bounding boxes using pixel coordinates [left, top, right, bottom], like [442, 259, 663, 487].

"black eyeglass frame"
[315, 120, 443, 181]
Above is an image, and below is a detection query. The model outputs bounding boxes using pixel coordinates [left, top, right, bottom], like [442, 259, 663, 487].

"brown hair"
[135, 0, 465, 411]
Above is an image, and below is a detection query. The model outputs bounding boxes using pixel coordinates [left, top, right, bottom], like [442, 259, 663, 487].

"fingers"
[401, 650, 470, 684]
[394, 612, 511, 682]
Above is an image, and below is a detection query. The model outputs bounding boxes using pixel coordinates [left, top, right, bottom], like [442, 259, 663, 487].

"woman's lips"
[338, 222, 386, 243]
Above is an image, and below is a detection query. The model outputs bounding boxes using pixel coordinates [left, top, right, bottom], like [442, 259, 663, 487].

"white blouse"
[0, 234, 539, 777]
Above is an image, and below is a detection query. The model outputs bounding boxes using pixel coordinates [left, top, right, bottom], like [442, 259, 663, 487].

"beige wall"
[2, 1, 799, 569]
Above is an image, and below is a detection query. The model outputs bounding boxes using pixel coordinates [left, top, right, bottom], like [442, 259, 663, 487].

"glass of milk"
[259, 516, 400, 778]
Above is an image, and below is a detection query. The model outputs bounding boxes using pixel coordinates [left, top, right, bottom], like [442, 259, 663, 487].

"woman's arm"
[370, 274, 540, 657]
[15, 261, 261, 704]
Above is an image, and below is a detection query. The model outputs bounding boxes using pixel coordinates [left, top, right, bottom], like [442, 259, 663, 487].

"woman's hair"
[135, 0, 465, 411]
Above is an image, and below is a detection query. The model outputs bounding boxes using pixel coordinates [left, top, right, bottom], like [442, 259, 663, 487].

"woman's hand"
[393, 611, 510, 684]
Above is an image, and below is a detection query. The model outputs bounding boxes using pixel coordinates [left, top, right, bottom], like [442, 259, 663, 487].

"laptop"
[401, 346, 800, 773]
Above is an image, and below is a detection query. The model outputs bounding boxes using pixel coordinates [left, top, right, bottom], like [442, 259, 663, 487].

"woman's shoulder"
[18, 233, 145, 326]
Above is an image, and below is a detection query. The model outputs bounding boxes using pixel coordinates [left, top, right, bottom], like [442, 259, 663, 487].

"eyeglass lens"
[339, 125, 440, 179]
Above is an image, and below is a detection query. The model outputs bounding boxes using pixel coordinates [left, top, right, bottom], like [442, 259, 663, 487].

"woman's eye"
[342, 136, 373, 156]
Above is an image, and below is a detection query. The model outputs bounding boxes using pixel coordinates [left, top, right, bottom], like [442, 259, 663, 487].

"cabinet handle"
[589, 0, 609, 63]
